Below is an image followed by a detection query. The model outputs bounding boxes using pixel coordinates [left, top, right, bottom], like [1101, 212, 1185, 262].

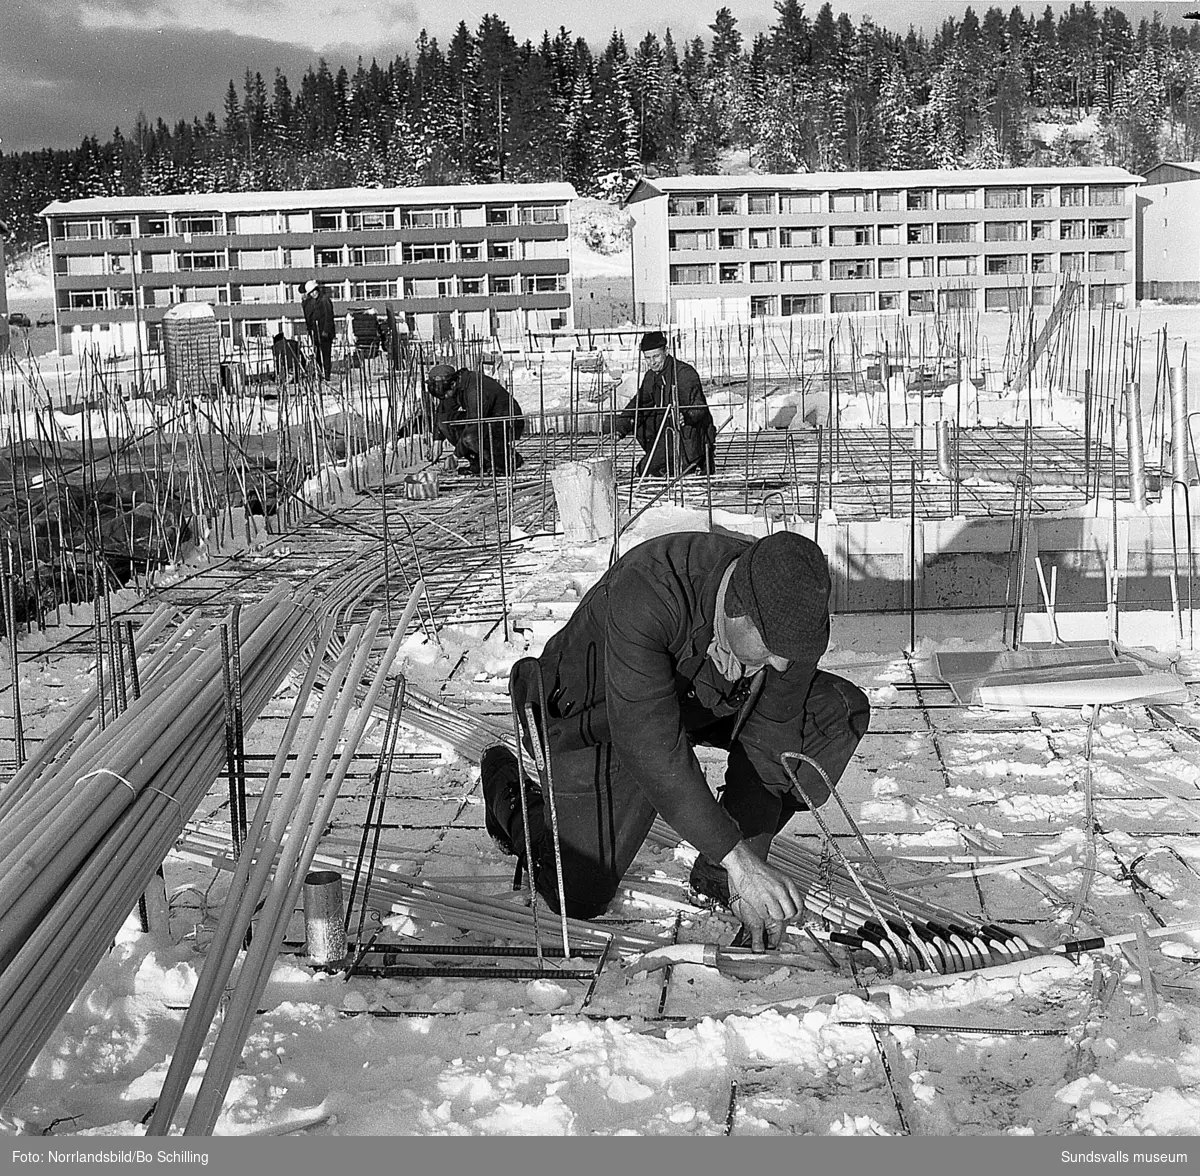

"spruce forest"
[3, 2, 1200, 253]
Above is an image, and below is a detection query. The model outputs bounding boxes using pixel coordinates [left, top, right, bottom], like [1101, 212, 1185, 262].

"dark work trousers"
[514, 670, 870, 919]
[312, 335, 333, 379]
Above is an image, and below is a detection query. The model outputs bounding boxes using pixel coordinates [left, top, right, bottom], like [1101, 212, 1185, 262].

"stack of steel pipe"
[647, 820, 1034, 974]
[0, 588, 320, 1106]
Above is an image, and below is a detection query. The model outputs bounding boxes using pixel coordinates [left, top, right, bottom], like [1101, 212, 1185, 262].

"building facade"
[1137, 161, 1200, 300]
[40, 183, 576, 357]
[626, 168, 1139, 326]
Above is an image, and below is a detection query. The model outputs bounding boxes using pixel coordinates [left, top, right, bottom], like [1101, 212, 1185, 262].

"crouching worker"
[426, 364, 525, 475]
[612, 331, 715, 478]
[482, 530, 870, 950]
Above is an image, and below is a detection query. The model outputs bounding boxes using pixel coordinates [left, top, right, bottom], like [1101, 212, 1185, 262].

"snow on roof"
[40, 183, 578, 218]
[628, 166, 1142, 200]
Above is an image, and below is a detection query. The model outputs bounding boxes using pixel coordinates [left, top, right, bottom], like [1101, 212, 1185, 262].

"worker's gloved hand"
[721, 840, 804, 952]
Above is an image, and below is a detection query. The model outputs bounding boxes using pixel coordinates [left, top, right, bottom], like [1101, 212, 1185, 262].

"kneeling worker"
[482, 530, 870, 949]
[426, 364, 525, 475]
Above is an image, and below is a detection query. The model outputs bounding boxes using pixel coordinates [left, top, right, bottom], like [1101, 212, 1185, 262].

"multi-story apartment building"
[1137, 161, 1200, 300]
[40, 183, 576, 358]
[626, 168, 1139, 325]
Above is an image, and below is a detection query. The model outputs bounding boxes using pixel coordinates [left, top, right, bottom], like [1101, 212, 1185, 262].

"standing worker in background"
[426, 363, 525, 475]
[302, 280, 335, 381]
[481, 530, 871, 950]
[614, 330, 716, 477]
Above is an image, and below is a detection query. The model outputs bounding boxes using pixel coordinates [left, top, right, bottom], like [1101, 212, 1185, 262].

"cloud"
[0, 4, 343, 152]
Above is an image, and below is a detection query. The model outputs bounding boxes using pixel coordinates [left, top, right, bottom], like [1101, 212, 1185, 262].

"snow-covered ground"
[2, 483, 1200, 1139]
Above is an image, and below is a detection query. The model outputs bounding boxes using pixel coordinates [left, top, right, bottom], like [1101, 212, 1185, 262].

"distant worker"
[426, 364, 525, 476]
[613, 330, 716, 477]
[302, 280, 336, 381]
[272, 325, 304, 384]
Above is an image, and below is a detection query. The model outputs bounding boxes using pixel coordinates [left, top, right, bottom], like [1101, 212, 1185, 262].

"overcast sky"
[1, 0, 1196, 153]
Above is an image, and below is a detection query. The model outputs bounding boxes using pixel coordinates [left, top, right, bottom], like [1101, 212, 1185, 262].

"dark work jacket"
[616, 356, 715, 476]
[536, 531, 830, 863]
[303, 290, 336, 342]
[435, 370, 525, 453]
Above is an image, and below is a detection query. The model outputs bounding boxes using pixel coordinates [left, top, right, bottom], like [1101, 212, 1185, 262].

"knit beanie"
[639, 330, 668, 352]
[726, 532, 831, 661]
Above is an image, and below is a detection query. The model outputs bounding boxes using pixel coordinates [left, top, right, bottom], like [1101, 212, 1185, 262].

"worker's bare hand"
[720, 841, 804, 951]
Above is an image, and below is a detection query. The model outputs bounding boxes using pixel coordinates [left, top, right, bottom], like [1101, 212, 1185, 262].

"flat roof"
[40, 182, 578, 218]
[627, 166, 1142, 202]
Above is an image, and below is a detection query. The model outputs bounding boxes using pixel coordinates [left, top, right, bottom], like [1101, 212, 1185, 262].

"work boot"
[481, 745, 542, 857]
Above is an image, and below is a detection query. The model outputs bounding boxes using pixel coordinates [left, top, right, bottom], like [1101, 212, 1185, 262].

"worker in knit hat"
[481, 529, 870, 951]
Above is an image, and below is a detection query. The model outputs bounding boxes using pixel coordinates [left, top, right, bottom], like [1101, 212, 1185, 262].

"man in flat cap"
[613, 331, 716, 477]
[426, 363, 525, 475]
[301, 279, 336, 381]
[481, 529, 870, 949]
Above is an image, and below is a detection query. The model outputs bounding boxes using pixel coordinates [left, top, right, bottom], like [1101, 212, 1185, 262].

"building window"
[938, 256, 976, 276]
[62, 220, 103, 240]
[907, 223, 933, 245]
[1031, 253, 1052, 273]
[523, 274, 567, 294]
[486, 207, 513, 226]
[1061, 185, 1086, 207]
[1089, 219, 1124, 239]
[491, 276, 515, 294]
[1030, 186, 1053, 208]
[403, 242, 452, 263]
[670, 230, 714, 251]
[985, 221, 1026, 242]
[68, 290, 106, 309]
[1032, 286, 1055, 306]
[878, 291, 901, 311]
[1089, 251, 1125, 271]
[458, 243, 481, 261]
[402, 208, 453, 228]
[719, 262, 743, 283]
[939, 288, 976, 310]
[717, 194, 741, 215]
[669, 264, 714, 285]
[985, 287, 1025, 312]
[908, 257, 933, 277]
[908, 289, 934, 313]
[183, 286, 226, 303]
[718, 229, 742, 249]
[750, 295, 776, 318]
[1089, 283, 1123, 307]
[877, 190, 900, 211]
[178, 251, 224, 271]
[487, 241, 513, 261]
[668, 196, 711, 217]
[518, 205, 563, 224]
[830, 191, 871, 213]
[937, 223, 976, 244]
[1061, 252, 1085, 273]
[781, 261, 820, 281]
[177, 215, 221, 235]
[347, 210, 394, 231]
[234, 284, 276, 304]
[142, 217, 168, 237]
[110, 219, 134, 238]
[831, 292, 873, 313]
[938, 189, 976, 209]
[830, 259, 873, 280]
[780, 193, 819, 213]
[1089, 185, 1125, 207]
[748, 228, 775, 249]
[1061, 220, 1086, 240]
[781, 293, 822, 315]
[313, 212, 341, 232]
[460, 278, 484, 295]
[831, 225, 873, 246]
[349, 246, 391, 266]
[907, 189, 932, 211]
[878, 258, 901, 279]
[878, 225, 900, 245]
[984, 187, 1025, 209]
[316, 247, 343, 267]
[747, 194, 775, 215]
[780, 227, 819, 247]
[235, 214, 278, 234]
[237, 249, 277, 269]
[1030, 221, 1052, 240]
[349, 280, 396, 299]
[749, 261, 776, 282]
[985, 254, 1025, 274]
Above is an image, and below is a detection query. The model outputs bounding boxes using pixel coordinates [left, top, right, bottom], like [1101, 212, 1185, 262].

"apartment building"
[626, 167, 1139, 325]
[1137, 161, 1200, 300]
[40, 183, 576, 358]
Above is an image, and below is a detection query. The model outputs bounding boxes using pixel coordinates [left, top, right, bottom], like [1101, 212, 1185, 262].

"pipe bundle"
[0, 588, 319, 1106]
